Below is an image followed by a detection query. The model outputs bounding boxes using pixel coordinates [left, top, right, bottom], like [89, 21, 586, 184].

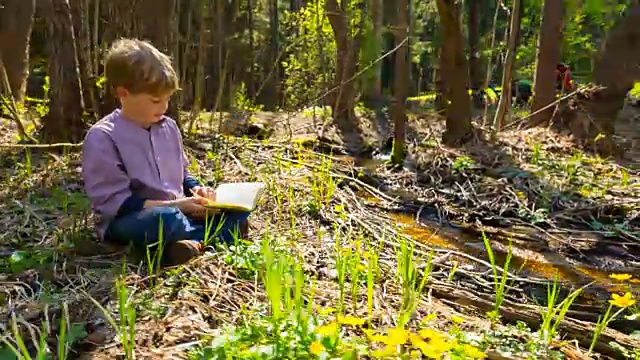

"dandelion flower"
[309, 341, 325, 355]
[315, 322, 339, 336]
[609, 292, 636, 308]
[463, 344, 487, 359]
[317, 306, 336, 316]
[364, 329, 389, 343]
[418, 328, 443, 341]
[386, 328, 409, 346]
[609, 273, 633, 281]
[337, 315, 365, 326]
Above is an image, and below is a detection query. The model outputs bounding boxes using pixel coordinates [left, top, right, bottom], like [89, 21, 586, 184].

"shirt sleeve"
[82, 128, 139, 219]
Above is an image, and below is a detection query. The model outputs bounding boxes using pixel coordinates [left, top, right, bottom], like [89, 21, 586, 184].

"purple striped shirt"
[81, 109, 198, 238]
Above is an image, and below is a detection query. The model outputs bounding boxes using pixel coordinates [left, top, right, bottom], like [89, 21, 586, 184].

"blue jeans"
[105, 206, 251, 250]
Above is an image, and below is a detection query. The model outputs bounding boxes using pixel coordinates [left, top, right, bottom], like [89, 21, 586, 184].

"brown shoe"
[163, 240, 202, 266]
[240, 220, 250, 239]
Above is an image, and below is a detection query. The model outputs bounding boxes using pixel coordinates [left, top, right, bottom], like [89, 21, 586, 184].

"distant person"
[556, 63, 574, 92]
[512, 79, 533, 106]
[81, 39, 251, 266]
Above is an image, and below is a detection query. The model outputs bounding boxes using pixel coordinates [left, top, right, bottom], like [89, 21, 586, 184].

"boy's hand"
[174, 195, 219, 219]
[173, 196, 208, 215]
[192, 186, 216, 200]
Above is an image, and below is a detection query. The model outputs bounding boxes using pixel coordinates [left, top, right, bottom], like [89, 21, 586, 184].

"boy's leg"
[195, 210, 251, 246]
[105, 206, 203, 265]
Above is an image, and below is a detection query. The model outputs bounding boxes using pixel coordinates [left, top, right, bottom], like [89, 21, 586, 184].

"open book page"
[204, 182, 266, 212]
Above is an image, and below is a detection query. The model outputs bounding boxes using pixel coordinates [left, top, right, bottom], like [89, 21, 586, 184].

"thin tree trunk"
[493, 0, 521, 130]
[70, 0, 98, 119]
[436, 0, 472, 145]
[41, 0, 85, 143]
[188, 0, 209, 133]
[370, 0, 383, 100]
[0, 0, 36, 103]
[0, 53, 31, 141]
[325, 0, 363, 123]
[481, 0, 503, 125]
[468, 0, 483, 108]
[391, 0, 409, 164]
[529, 0, 563, 126]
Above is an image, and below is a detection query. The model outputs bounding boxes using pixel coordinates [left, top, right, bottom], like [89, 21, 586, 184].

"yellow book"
[203, 182, 266, 212]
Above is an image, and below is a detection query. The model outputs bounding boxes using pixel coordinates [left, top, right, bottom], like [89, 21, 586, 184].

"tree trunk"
[139, 0, 180, 126]
[391, 0, 409, 164]
[69, 0, 98, 119]
[554, 2, 640, 155]
[369, 0, 383, 101]
[41, 0, 85, 143]
[493, 0, 521, 130]
[0, 0, 35, 103]
[434, 48, 448, 114]
[436, 0, 472, 145]
[187, 0, 209, 132]
[529, 0, 563, 126]
[325, 0, 363, 124]
[467, 0, 483, 108]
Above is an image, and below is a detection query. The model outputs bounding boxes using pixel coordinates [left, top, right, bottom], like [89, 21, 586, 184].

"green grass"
[0, 120, 639, 360]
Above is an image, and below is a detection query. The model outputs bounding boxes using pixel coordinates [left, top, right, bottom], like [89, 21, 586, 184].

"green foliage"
[281, 1, 336, 109]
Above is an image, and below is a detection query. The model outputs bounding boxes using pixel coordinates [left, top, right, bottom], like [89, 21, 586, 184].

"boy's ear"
[115, 86, 130, 98]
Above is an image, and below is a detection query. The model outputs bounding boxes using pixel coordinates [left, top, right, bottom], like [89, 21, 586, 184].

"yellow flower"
[315, 322, 339, 336]
[463, 344, 487, 359]
[629, 278, 640, 284]
[609, 273, 633, 281]
[364, 329, 389, 343]
[386, 328, 409, 345]
[450, 315, 464, 324]
[337, 315, 365, 326]
[421, 313, 438, 323]
[421, 338, 452, 359]
[309, 341, 325, 355]
[609, 292, 636, 308]
[418, 328, 443, 341]
[317, 306, 335, 316]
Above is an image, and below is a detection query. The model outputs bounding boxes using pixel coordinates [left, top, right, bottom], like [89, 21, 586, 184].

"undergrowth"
[0, 128, 639, 360]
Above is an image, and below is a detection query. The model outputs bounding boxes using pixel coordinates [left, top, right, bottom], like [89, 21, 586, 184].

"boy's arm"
[183, 168, 202, 196]
[180, 135, 202, 196]
[82, 129, 150, 218]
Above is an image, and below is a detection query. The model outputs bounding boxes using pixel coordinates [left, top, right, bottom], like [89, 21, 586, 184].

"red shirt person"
[556, 63, 573, 91]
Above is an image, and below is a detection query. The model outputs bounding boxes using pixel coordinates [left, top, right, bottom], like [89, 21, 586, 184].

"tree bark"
[69, 0, 97, 119]
[529, 0, 563, 126]
[0, 0, 36, 103]
[370, 0, 383, 101]
[391, 0, 409, 164]
[41, 0, 85, 143]
[493, 0, 521, 130]
[553, 2, 640, 155]
[467, 0, 483, 108]
[325, 0, 363, 124]
[139, 0, 180, 126]
[435, 0, 472, 145]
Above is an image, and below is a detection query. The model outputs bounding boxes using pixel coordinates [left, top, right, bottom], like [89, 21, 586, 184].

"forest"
[0, 0, 640, 359]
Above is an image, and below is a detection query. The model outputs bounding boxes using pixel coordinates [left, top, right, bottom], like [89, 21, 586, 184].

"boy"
[82, 38, 250, 266]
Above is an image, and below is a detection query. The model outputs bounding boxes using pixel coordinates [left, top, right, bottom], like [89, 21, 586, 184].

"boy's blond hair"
[105, 38, 179, 96]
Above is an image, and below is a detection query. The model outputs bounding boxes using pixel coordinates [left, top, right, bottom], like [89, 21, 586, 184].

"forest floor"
[0, 105, 639, 360]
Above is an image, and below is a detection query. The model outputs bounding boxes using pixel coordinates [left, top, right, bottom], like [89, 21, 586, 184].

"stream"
[341, 153, 640, 323]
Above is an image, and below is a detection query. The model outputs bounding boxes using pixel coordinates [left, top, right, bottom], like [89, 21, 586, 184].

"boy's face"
[117, 86, 173, 125]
